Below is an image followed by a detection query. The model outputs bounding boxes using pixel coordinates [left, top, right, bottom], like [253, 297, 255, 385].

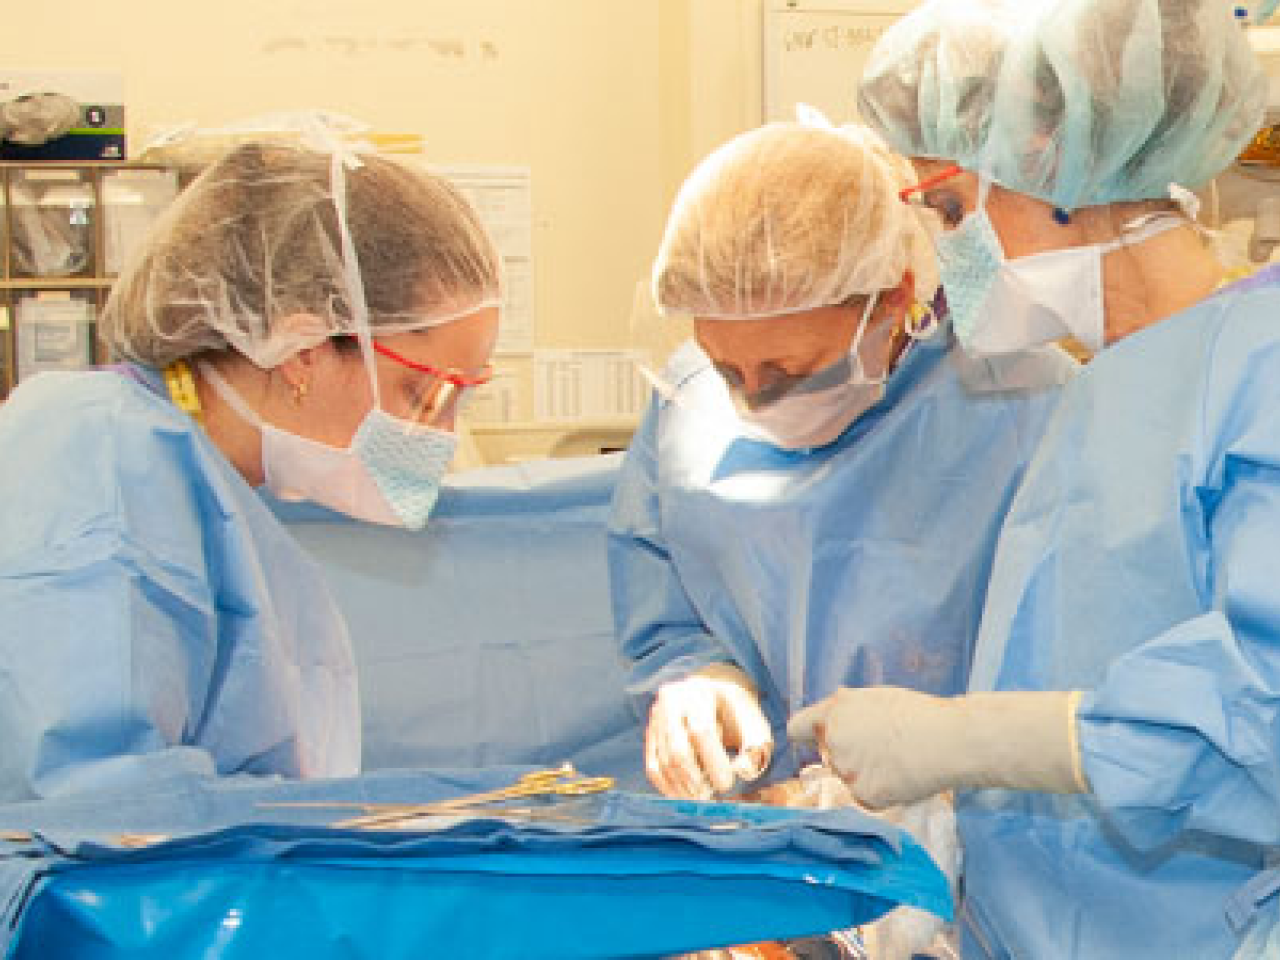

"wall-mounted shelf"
[0, 161, 179, 398]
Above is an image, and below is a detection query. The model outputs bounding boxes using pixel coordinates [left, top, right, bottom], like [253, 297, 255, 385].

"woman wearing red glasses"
[608, 117, 1077, 803]
[788, 0, 1280, 956]
[0, 140, 501, 802]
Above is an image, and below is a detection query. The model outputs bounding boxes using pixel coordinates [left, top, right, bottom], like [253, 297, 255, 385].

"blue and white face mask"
[935, 177, 1185, 357]
[200, 362, 457, 531]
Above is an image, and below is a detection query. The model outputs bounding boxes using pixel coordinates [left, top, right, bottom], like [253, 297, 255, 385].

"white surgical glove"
[646, 663, 773, 800]
[787, 686, 1088, 810]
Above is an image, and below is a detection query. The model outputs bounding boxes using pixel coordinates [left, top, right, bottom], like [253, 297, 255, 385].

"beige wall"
[3, 1, 697, 341]
[0, 0, 770, 460]
[12, 2, 1277, 461]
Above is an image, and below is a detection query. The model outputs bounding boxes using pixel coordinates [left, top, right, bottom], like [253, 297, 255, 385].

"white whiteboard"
[763, 1, 917, 124]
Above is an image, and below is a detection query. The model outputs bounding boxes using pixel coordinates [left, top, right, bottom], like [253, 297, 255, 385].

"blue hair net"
[857, 0, 1267, 209]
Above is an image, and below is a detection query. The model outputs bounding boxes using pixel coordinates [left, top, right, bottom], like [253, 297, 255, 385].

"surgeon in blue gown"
[0, 140, 501, 802]
[608, 116, 1075, 803]
[789, 1, 1280, 956]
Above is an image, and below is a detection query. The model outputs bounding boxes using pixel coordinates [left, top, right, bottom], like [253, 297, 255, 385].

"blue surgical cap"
[858, 0, 1268, 209]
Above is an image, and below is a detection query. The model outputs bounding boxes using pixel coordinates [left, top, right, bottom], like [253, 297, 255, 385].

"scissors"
[260, 763, 614, 830]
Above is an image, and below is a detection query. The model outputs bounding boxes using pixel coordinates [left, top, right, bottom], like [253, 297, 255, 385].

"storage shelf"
[0, 161, 170, 170]
[0, 277, 112, 290]
[0, 163, 179, 397]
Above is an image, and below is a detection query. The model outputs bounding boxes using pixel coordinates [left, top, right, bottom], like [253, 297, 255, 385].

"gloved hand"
[787, 686, 1088, 809]
[646, 663, 773, 800]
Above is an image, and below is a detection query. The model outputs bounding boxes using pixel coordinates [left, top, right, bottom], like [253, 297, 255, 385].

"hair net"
[857, 0, 1267, 209]
[103, 140, 501, 369]
[652, 115, 938, 318]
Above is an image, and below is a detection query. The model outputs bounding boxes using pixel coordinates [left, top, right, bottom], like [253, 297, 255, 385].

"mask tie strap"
[326, 150, 382, 412]
[297, 114, 380, 412]
[848, 291, 884, 383]
[197, 361, 268, 430]
[1098, 212, 1186, 255]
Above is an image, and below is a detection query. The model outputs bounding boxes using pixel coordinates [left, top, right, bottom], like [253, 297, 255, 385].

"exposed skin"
[907, 158, 1225, 346]
[196, 304, 500, 487]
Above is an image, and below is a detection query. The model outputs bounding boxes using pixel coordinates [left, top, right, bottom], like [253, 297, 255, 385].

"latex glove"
[646, 663, 773, 800]
[788, 686, 1088, 809]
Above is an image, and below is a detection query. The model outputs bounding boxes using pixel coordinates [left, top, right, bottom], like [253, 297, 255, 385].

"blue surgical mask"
[937, 178, 1186, 357]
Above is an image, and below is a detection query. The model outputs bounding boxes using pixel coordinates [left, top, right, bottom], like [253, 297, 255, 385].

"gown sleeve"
[1077, 308, 1280, 851]
[607, 398, 737, 707]
[0, 379, 224, 801]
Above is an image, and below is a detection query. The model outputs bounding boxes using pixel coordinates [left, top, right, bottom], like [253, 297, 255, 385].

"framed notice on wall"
[762, 1, 917, 124]
[432, 164, 535, 356]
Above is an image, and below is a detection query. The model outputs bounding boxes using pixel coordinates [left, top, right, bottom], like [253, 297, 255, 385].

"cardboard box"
[0, 71, 125, 162]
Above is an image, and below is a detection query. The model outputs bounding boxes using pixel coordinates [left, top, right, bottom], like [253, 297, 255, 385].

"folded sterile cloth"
[0, 767, 953, 960]
[748, 765, 961, 960]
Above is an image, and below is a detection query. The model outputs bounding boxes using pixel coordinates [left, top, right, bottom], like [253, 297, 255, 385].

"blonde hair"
[653, 121, 936, 318]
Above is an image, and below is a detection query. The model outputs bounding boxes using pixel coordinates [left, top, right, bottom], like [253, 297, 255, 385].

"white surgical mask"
[200, 362, 456, 530]
[733, 293, 889, 451]
[937, 178, 1184, 357]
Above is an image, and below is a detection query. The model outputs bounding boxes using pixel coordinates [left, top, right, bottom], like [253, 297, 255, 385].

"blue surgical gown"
[0, 365, 359, 803]
[961, 266, 1280, 958]
[608, 324, 1074, 781]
